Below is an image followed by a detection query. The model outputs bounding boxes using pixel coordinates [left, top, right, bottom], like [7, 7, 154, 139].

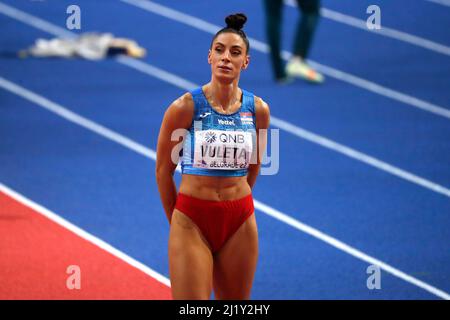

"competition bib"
[193, 130, 253, 170]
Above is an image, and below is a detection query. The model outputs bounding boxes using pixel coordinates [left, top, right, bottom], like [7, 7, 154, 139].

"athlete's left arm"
[247, 96, 270, 189]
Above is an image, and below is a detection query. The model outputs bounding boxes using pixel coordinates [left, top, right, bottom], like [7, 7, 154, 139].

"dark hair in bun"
[225, 13, 247, 31]
[211, 13, 250, 53]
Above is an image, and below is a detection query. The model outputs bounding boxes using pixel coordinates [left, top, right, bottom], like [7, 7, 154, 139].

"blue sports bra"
[181, 87, 257, 177]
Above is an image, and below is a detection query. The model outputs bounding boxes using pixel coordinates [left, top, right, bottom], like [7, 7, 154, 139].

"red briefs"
[174, 192, 255, 253]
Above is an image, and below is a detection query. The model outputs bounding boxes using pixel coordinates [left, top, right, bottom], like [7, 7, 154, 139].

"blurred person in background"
[263, 0, 324, 84]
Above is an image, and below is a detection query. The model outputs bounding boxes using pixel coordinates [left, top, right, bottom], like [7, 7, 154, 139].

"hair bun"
[225, 13, 247, 31]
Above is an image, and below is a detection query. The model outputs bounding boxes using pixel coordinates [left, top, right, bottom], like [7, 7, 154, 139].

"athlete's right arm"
[155, 93, 194, 223]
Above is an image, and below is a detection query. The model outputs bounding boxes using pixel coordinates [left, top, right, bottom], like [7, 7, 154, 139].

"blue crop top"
[181, 87, 257, 177]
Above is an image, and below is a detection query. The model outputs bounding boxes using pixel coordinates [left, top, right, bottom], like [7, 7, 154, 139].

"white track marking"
[120, 0, 450, 120]
[1, 78, 449, 299]
[284, 0, 450, 56]
[0, 184, 171, 288]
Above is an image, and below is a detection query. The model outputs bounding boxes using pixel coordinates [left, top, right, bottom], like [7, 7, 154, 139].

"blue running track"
[0, 0, 449, 299]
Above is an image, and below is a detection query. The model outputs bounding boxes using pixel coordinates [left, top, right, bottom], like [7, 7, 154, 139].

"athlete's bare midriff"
[179, 174, 251, 201]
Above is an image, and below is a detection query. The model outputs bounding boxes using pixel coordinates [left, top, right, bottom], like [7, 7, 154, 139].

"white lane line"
[0, 2, 198, 98]
[117, 56, 198, 90]
[0, 77, 156, 161]
[284, 0, 450, 56]
[270, 117, 450, 198]
[0, 1, 75, 38]
[119, 0, 450, 120]
[0, 183, 171, 288]
[132, 49, 450, 199]
[425, 0, 450, 7]
[91, 56, 450, 199]
[0, 1, 449, 198]
[1, 77, 449, 300]
[255, 200, 450, 300]
[1, 0, 449, 120]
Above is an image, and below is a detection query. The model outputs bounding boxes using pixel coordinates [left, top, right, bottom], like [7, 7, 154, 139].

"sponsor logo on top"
[218, 118, 235, 126]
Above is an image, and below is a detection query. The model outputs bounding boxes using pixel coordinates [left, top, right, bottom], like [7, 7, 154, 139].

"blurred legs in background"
[263, 0, 324, 84]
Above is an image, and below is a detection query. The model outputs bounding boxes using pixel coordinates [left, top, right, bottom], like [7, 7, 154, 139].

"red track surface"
[0, 192, 172, 300]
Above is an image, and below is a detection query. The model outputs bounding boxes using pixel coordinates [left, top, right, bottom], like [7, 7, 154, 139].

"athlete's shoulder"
[254, 95, 270, 115]
[240, 88, 269, 113]
[164, 92, 194, 129]
[253, 95, 270, 129]
[170, 92, 194, 113]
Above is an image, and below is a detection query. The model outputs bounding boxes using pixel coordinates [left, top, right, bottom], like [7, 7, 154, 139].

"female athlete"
[156, 13, 270, 300]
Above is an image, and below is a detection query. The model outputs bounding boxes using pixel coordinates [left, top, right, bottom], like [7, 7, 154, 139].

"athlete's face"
[208, 32, 250, 83]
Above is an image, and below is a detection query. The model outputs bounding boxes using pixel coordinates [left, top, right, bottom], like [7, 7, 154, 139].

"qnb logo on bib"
[205, 131, 217, 143]
[194, 130, 253, 170]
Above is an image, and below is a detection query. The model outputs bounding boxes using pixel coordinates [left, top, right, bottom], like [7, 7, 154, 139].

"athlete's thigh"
[213, 213, 258, 300]
[169, 209, 213, 299]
